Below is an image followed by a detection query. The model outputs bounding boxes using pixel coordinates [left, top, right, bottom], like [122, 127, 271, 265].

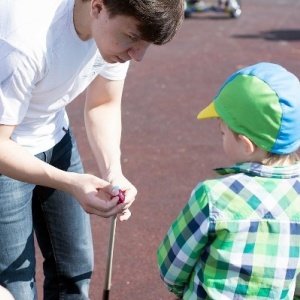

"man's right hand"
[66, 173, 126, 217]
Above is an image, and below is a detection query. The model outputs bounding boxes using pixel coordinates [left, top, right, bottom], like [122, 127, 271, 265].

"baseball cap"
[197, 62, 300, 154]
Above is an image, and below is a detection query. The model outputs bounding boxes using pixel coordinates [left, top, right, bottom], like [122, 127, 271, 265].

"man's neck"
[73, 0, 92, 41]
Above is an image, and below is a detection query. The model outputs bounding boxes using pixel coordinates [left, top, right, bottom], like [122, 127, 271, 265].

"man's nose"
[128, 42, 151, 62]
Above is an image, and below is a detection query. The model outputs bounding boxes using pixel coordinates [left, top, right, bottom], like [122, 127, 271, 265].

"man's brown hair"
[90, 0, 184, 45]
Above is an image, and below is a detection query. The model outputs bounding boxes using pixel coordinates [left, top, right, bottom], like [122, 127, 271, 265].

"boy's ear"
[238, 134, 256, 155]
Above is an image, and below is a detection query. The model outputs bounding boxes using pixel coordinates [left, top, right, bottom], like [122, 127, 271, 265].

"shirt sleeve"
[157, 183, 210, 297]
[0, 41, 41, 125]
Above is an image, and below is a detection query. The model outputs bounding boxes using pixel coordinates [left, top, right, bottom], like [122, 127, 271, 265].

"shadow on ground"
[233, 29, 300, 41]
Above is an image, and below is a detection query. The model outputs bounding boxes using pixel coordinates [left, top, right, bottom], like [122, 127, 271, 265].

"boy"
[157, 62, 300, 299]
[0, 0, 183, 298]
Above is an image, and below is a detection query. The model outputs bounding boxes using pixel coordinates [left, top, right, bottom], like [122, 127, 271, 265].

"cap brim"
[197, 102, 219, 119]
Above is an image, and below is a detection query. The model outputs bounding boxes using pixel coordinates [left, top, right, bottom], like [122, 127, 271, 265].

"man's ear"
[238, 134, 256, 155]
[91, 0, 103, 18]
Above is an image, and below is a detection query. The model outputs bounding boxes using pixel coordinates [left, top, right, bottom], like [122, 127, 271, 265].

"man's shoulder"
[0, 0, 69, 43]
[0, 0, 66, 23]
[0, 0, 71, 62]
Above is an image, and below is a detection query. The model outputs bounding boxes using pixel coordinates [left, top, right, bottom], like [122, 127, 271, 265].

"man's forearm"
[0, 138, 75, 193]
[84, 102, 123, 180]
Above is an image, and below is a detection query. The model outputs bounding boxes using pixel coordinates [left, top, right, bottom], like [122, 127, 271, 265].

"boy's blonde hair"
[262, 152, 299, 166]
[231, 129, 299, 165]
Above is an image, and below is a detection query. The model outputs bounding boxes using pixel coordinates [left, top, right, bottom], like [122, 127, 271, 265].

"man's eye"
[129, 35, 138, 42]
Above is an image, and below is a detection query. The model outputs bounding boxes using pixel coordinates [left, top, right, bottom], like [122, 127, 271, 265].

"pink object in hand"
[111, 189, 125, 204]
[117, 190, 125, 204]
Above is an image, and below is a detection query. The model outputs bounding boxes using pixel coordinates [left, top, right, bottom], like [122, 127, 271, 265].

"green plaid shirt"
[157, 162, 300, 299]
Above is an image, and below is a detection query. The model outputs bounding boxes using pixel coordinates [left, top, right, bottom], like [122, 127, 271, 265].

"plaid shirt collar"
[214, 161, 300, 179]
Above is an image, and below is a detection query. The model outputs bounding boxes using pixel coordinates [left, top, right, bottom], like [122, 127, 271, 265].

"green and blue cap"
[197, 62, 300, 154]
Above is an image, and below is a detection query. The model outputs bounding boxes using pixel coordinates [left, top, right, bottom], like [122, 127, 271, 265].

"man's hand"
[106, 173, 138, 221]
[67, 172, 126, 217]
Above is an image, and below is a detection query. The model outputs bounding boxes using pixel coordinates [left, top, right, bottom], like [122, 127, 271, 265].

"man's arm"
[0, 124, 122, 217]
[84, 75, 137, 221]
[85, 75, 124, 179]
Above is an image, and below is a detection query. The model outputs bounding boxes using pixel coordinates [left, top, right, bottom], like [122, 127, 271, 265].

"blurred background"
[36, 0, 300, 299]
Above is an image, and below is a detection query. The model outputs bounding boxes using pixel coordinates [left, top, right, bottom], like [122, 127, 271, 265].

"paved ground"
[36, 0, 300, 299]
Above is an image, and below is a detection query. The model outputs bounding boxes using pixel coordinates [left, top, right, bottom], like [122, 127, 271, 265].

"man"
[0, 0, 184, 298]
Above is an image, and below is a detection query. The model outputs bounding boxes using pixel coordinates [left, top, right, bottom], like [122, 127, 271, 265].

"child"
[157, 62, 300, 299]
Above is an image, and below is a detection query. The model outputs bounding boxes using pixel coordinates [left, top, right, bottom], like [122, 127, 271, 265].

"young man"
[157, 62, 300, 299]
[0, 0, 184, 298]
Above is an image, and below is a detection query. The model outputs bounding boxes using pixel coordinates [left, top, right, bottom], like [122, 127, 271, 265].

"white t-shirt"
[0, 0, 129, 155]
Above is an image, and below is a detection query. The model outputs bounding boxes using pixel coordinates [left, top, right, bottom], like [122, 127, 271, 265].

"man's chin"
[101, 54, 123, 64]
[102, 57, 117, 64]
[105, 55, 129, 64]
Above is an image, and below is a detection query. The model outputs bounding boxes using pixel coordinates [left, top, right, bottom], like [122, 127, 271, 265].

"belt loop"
[62, 127, 69, 134]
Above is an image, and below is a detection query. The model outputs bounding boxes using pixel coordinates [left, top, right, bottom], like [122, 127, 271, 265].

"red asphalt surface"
[35, 1, 300, 299]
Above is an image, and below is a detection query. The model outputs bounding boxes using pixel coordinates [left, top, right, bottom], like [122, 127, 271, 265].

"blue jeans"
[0, 129, 94, 300]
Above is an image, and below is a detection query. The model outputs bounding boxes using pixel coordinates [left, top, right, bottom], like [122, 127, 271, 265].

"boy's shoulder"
[200, 171, 246, 189]
[192, 163, 300, 221]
